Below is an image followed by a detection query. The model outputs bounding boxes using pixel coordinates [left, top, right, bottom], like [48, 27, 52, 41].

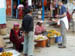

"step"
[0, 34, 9, 39]
[6, 43, 13, 48]
[4, 39, 10, 43]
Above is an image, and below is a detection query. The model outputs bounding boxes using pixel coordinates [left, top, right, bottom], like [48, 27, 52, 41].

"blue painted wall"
[0, 0, 6, 24]
[0, 8, 6, 24]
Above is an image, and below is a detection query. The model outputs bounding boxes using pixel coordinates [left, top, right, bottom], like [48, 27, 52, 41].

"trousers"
[73, 21, 75, 32]
[60, 21, 66, 46]
[23, 31, 34, 56]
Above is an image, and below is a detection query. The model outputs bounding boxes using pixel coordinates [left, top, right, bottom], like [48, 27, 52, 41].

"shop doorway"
[12, 0, 18, 18]
[12, 0, 26, 18]
[6, 0, 12, 16]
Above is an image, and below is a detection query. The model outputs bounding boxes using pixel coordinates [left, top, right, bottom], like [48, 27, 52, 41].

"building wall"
[0, 0, 6, 24]
[0, 8, 6, 24]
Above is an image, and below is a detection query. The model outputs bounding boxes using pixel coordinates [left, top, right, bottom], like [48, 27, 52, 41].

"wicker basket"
[0, 28, 7, 35]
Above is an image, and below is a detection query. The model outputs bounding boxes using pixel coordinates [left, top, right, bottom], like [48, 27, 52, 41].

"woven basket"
[0, 28, 7, 35]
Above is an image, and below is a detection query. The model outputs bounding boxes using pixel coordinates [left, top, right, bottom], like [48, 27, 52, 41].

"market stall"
[34, 29, 62, 47]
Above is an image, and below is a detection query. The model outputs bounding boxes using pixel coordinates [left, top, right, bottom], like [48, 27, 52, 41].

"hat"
[38, 20, 43, 23]
[14, 23, 19, 26]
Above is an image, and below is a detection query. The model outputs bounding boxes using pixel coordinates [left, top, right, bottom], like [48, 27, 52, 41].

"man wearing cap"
[56, 1, 69, 48]
[22, 8, 34, 56]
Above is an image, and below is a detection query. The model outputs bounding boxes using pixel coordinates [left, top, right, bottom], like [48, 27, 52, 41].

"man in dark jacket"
[22, 8, 34, 56]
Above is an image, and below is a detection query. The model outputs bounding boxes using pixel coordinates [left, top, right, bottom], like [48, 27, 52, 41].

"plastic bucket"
[0, 48, 3, 52]
[55, 36, 62, 43]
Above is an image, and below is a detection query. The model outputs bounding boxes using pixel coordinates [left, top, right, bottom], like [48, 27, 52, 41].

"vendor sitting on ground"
[35, 21, 46, 35]
[10, 23, 24, 52]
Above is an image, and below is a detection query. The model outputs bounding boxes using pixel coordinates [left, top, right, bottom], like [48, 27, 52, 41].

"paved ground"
[6, 18, 75, 56]
[34, 32, 75, 56]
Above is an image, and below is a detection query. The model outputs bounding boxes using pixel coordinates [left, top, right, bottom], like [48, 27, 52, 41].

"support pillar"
[18, 0, 20, 5]
[42, 0, 45, 21]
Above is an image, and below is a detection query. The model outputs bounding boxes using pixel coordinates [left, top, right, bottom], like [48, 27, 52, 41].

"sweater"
[22, 14, 34, 33]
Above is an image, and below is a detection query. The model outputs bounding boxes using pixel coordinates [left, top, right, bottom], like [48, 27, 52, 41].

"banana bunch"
[48, 30, 56, 33]
[47, 30, 61, 38]
[53, 32, 61, 36]
[35, 35, 45, 40]
[0, 52, 13, 56]
[47, 33, 54, 37]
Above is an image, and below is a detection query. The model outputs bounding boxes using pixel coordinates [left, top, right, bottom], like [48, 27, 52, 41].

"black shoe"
[58, 43, 62, 46]
[58, 46, 66, 48]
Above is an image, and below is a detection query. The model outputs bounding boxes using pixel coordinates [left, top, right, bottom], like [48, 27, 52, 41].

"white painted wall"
[28, 0, 32, 6]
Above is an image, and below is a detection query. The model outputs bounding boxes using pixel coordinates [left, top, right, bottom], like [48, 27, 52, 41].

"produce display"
[35, 35, 48, 41]
[0, 52, 13, 56]
[47, 30, 61, 38]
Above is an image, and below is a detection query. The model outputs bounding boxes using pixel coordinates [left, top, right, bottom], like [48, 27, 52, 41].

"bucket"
[0, 48, 3, 52]
[55, 36, 62, 43]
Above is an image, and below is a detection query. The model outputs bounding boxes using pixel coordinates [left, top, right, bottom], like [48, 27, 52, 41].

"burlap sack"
[0, 28, 7, 35]
[0, 36, 6, 48]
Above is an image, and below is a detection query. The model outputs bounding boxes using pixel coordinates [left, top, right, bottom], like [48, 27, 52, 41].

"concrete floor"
[34, 32, 75, 56]
[6, 18, 75, 56]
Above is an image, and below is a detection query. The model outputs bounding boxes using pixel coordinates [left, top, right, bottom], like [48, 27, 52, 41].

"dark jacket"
[22, 14, 34, 33]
